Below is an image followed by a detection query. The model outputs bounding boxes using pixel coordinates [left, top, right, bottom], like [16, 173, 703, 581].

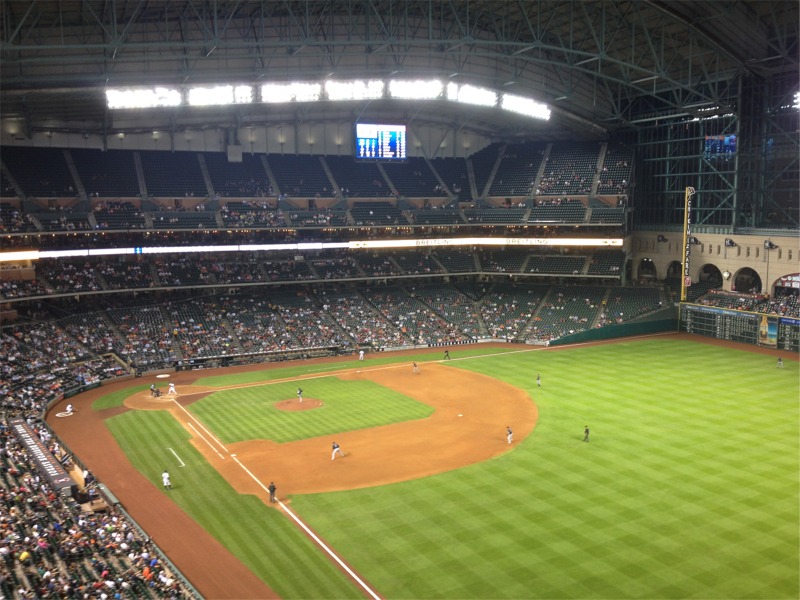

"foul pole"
[680, 186, 696, 302]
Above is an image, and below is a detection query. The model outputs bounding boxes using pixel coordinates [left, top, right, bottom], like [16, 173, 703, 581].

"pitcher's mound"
[275, 399, 323, 412]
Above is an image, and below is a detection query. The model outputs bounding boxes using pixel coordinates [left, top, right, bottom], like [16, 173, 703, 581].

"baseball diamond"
[48, 335, 798, 599]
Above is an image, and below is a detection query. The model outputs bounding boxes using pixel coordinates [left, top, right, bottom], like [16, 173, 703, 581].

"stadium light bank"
[105, 78, 551, 121]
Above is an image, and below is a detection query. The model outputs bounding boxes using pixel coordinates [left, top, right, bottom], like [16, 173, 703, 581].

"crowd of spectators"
[0, 403, 192, 598]
[697, 289, 800, 317]
[220, 201, 285, 227]
[0, 315, 193, 597]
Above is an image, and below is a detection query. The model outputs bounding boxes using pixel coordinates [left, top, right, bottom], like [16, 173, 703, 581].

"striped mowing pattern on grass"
[107, 410, 362, 599]
[190, 378, 434, 444]
[104, 339, 798, 599]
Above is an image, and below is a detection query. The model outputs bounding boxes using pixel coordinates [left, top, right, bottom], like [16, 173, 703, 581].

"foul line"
[170, 332, 677, 399]
[171, 398, 227, 454]
[228, 452, 381, 599]
[279, 501, 381, 600]
[187, 422, 225, 460]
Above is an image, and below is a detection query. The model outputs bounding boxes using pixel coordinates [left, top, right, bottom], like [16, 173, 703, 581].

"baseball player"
[168, 382, 177, 395]
[331, 441, 344, 460]
[297, 387, 303, 402]
[506, 426, 513, 445]
[162, 469, 171, 490]
[359, 349, 365, 361]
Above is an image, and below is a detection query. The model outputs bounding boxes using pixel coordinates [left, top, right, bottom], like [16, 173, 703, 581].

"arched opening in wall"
[774, 274, 800, 309]
[638, 258, 657, 282]
[695, 264, 724, 297]
[665, 261, 682, 279]
[732, 267, 762, 295]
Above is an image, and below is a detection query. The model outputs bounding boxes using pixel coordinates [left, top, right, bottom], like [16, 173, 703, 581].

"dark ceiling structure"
[1, 0, 797, 141]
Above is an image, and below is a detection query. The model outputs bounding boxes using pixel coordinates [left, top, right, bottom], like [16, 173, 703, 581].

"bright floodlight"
[501, 93, 551, 120]
[188, 85, 237, 106]
[233, 85, 254, 104]
[106, 87, 181, 109]
[446, 83, 496, 107]
[326, 80, 384, 101]
[389, 79, 443, 99]
[261, 82, 321, 103]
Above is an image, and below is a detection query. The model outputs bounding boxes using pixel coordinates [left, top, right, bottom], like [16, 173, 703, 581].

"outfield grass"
[103, 338, 799, 599]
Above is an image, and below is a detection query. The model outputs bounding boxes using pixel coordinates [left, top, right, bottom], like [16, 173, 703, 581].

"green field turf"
[102, 337, 799, 599]
[190, 377, 433, 443]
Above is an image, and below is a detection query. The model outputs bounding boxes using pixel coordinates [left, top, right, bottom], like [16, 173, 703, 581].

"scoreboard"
[355, 123, 406, 161]
[680, 304, 799, 352]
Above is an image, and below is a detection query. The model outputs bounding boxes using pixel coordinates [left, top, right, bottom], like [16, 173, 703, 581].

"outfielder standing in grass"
[583, 425, 590, 442]
[331, 441, 344, 460]
[162, 469, 171, 490]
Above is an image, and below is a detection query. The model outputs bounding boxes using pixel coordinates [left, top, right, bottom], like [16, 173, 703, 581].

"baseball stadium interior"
[0, 1, 798, 597]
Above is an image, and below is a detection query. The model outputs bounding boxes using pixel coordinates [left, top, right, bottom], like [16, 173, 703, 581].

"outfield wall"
[547, 307, 679, 347]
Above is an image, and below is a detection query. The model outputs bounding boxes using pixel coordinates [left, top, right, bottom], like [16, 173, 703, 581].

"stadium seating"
[151, 209, 218, 229]
[321, 156, 385, 199]
[286, 209, 349, 227]
[315, 286, 407, 348]
[36, 210, 92, 231]
[586, 251, 624, 276]
[596, 145, 634, 195]
[411, 209, 463, 225]
[93, 200, 147, 229]
[37, 259, 103, 293]
[381, 158, 448, 198]
[464, 207, 527, 224]
[0, 202, 34, 232]
[588, 204, 625, 225]
[537, 142, 600, 196]
[480, 283, 549, 340]
[525, 255, 588, 275]
[362, 286, 469, 345]
[203, 152, 272, 197]
[488, 142, 546, 197]
[1, 147, 76, 198]
[429, 157, 469, 199]
[349, 201, 406, 226]
[220, 201, 285, 227]
[71, 149, 140, 198]
[598, 287, 663, 325]
[469, 143, 502, 197]
[433, 249, 477, 273]
[139, 151, 208, 198]
[527, 285, 606, 341]
[97, 259, 155, 290]
[311, 256, 363, 280]
[266, 154, 331, 198]
[391, 250, 446, 275]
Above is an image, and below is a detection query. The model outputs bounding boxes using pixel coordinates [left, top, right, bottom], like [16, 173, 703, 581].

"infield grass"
[103, 336, 799, 599]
